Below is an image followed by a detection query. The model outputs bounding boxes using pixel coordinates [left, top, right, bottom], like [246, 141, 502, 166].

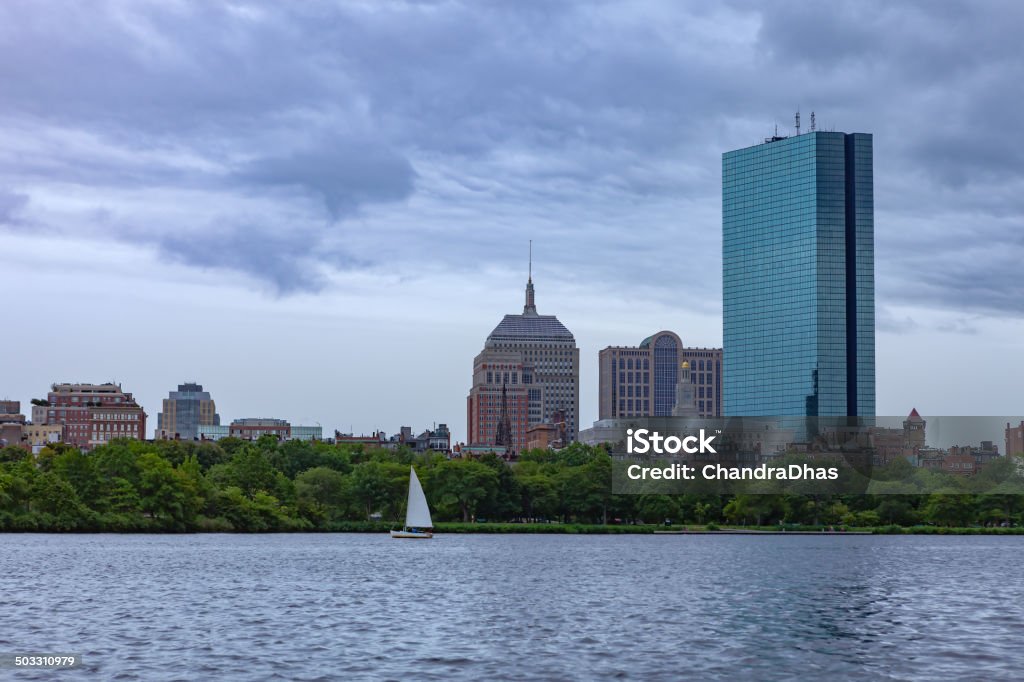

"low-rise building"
[35, 383, 146, 449]
[385, 424, 451, 453]
[22, 423, 64, 454]
[198, 425, 231, 441]
[231, 418, 290, 440]
[526, 422, 560, 451]
[452, 443, 508, 459]
[941, 453, 977, 476]
[334, 431, 386, 447]
[1007, 421, 1024, 458]
[0, 423, 24, 449]
[291, 425, 323, 442]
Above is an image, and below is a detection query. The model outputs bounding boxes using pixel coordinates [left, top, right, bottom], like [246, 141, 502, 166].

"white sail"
[404, 467, 433, 528]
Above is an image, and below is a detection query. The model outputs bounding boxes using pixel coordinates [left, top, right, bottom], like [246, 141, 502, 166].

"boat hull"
[390, 530, 433, 539]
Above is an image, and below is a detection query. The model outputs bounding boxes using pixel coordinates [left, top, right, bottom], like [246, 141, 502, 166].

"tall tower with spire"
[524, 239, 536, 315]
[467, 243, 580, 455]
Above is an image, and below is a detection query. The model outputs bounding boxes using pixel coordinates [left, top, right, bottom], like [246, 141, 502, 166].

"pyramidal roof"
[907, 408, 923, 421]
[487, 313, 575, 343]
[485, 274, 575, 344]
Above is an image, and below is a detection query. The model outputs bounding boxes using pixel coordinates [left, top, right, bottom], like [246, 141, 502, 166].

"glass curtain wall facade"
[722, 131, 875, 417]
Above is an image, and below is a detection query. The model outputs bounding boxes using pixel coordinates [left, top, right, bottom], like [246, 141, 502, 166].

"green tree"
[137, 453, 199, 529]
[514, 468, 558, 520]
[295, 466, 349, 523]
[30, 471, 90, 528]
[226, 446, 277, 498]
[636, 495, 679, 524]
[52, 448, 102, 506]
[350, 461, 393, 520]
[431, 459, 498, 522]
[923, 494, 977, 527]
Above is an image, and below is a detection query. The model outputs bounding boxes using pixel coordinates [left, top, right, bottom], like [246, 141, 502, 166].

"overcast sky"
[2, 0, 1023, 444]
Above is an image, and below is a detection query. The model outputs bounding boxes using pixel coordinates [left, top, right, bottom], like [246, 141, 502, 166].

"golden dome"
[681, 361, 690, 369]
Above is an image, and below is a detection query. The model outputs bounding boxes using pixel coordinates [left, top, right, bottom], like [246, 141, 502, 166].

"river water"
[1, 533, 1021, 680]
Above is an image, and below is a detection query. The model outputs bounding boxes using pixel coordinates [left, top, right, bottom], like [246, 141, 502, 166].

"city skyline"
[2, 2, 1024, 443]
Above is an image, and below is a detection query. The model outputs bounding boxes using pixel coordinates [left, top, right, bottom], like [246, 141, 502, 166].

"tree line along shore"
[1, 437, 1023, 533]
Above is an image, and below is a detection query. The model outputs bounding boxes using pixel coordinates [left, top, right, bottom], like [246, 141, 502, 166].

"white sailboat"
[390, 466, 434, 539]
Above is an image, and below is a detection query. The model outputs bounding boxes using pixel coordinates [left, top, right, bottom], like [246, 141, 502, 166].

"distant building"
[35, 383, 146, 449]
[0, 399, 26, 449]
[522, 409, 568, 451]
[867, 408, 926, 466]
[291, 425, 323, 441]
[334, 431, 386, 448]
[0, 400, 25, 427]
[941, 453, 977, 476]
[916, 441, 1000, 477]
[452, 443, 507, 458]
[723, 130, 875, 417]
[1007, 421, 1024, 458]
[230, 418, 290, 440]
[525, 423, 559, 451]
[467, 263, 579, 456]
[390, 424, 451, 453]
[197, 425, 230, 441]
[197, 419, 320, 442]
[599, 332, 722, 419]
[22, 423, 64, 453]
[156, 382, 219, 440]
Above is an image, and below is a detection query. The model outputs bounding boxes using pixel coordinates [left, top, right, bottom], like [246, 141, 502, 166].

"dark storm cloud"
[155, 222, 328, 294]
[0, 0, 1022, 313]
[237, 137, 416, 219]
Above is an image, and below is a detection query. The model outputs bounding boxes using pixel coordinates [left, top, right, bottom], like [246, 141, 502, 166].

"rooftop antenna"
[809, 111, 816, 132]
[528, 239, 532, 282]
[795, 109, 801, 135]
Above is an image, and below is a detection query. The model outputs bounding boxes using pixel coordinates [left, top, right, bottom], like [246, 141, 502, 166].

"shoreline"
[3, 522, 1023, 535]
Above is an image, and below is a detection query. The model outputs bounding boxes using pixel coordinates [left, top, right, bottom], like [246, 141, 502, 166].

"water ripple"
[1, 534, 1023, 680]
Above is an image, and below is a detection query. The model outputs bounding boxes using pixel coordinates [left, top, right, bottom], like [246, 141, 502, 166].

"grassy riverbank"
[326, 521, 1024, 535]
[432, 523, 1024, 535]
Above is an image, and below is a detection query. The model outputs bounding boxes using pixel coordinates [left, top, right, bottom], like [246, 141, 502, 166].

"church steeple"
[494, 381, 513, 455]
[523, 240, 537, 316]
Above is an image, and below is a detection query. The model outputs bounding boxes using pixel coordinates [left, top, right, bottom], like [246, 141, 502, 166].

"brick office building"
[35, 383, 146, 449]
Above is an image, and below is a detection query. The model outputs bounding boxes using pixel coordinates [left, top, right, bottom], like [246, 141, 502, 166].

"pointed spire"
[523, 239, 537, 315]
[495, 381, 512, 452]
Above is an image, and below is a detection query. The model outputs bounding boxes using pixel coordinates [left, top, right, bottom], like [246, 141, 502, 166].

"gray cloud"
[0, 188, 28, 224]
[156, 221, 329, 295]
[0, 0, 1021, 313]
[237, 137, 416, 219]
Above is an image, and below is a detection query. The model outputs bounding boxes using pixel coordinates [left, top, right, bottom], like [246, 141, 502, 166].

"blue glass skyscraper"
[722, 131, 875, 417]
